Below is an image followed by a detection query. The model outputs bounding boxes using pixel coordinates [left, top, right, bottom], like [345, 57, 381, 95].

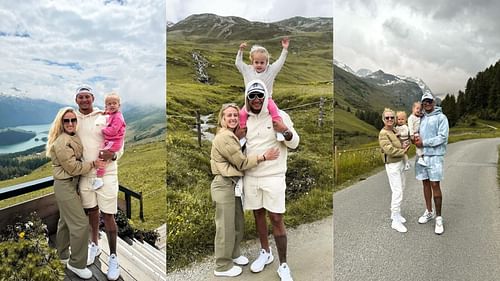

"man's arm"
[273, 112, 299, 149]
[422, 115, 449, 147]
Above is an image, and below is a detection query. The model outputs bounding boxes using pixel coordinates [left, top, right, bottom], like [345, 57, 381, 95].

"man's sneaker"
[276, 132, 285, 142]
[391, 220, 408, 233]
[93, 178, 104, 190]
[67, 263, 92, 279]
[391, 213, 406, 223]
[417, 157, 428, 167]
[435, 216, 444, 235]
[404, 162, 411, 171]
[232, 255, 249, 266]
[86, 242, 101, 266]
[250, 248, 274, 273]
[214, 265, 242, 277]
[107, 254, 120, 281]
[277, 263, 294, 281]
[418, 209, 435, 224]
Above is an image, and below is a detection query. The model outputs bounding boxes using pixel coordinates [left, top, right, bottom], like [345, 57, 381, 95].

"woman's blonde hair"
[45, 107, 77, 157]
[217, 103, 240, 132]
[249, 45, 270, 63]
[381, 108, 395, 121]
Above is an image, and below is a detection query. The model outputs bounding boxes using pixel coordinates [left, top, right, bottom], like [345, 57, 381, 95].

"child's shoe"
[239, 137, 247, 147]
[417, 157, 428, 167]
[404, 162, 411, 171]
[93, 178, 104, 190]
[276, 132, 285, 142]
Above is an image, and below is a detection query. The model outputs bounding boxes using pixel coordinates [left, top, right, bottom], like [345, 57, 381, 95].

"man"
[74, 86, 122, 280]
[414, 92, 449, 235]
[242, 80, 299, 281]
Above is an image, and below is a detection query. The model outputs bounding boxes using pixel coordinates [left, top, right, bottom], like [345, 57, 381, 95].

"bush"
[0, 212, 64, 281]
[113, 209, 160, 248]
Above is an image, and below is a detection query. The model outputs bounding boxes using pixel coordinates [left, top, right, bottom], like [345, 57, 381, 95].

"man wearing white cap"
[414, 92, 449, 235]
[74, 86, 122, 280]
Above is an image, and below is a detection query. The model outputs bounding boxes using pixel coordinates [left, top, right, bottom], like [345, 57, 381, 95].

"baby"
[408, 101, 427, 167]
[93, 93, 126, 189]
[235, 37, 289, 142]
[395, 111, 411, 171]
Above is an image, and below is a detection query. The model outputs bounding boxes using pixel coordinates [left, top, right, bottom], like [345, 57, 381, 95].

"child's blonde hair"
[249, 45, 270, 63]
[396, 111, 407, 123]
[105, 92, 121, 104]
[412, 101, 421, 109]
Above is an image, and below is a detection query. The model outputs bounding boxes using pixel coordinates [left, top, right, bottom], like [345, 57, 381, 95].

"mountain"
[0, 94, 65, 128]
[333, 59, 356, 75]
[168, 13, 332, 41]
[356, 68, 372, 77]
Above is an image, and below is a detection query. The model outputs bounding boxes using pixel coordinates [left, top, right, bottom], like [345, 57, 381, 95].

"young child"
[408, 101, 427, 167]
[235, 37, 289, 141]
[395, 111, 411, 171]
[93, 93, 126, 189]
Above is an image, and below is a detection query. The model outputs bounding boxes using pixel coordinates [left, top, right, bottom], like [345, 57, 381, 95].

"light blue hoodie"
[420, 106, 449, 156]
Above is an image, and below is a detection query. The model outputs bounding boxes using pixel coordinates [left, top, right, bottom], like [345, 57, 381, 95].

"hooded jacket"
[50, 133, 93, 180]
[243, 80, 299, 177]
[420, 106, 449, 156]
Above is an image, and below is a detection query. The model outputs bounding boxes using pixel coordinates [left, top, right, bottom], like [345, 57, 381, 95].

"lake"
[0, 123, 51, 154]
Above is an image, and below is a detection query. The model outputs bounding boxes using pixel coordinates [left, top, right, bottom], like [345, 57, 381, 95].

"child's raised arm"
[239, 42, 247, 51]
[281, 37, 289, 50]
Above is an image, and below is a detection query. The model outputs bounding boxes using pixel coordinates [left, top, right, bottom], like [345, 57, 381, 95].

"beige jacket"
[378, 128, 406, 164]
[50, 133, 94, 180]
[210, 128, 259, 177]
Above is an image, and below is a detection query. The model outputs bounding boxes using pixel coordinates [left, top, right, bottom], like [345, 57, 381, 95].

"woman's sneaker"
[418, 209, 435, 224]
[67, 263, 92, 279]
[250, 248, 274, 273]
[214, 265, 242, 277]
[232, 255, 249, 266]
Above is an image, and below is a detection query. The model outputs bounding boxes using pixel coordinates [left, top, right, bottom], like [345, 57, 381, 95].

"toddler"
[235, 37, 289, 141]
[395, 111, 411, 171]
[93, 93, 126, 189]
[408, 101, 427, 167]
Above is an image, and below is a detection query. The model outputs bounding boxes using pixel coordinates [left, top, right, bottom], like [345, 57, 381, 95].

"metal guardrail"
[0, 176, 144, 220]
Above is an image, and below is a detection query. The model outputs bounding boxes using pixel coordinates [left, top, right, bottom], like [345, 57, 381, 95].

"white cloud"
[0, 0, 165, 107]
[334, 0, 500, 95]
[167, 0, 333, 23]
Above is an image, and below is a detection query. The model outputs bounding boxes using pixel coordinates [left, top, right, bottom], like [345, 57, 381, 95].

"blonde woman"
[378, 108, 410, 233]
[46, 107, 103, 279]
[210, 103, 279, 277]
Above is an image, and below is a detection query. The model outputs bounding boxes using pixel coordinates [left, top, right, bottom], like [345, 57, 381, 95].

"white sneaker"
[67, 263, 92, 279]
[232, 255, 249, 265]
[86, 242, 101, 266]
[93, 178, 104, 190]
[214, 265, 242, 277]
[418, 209, 435, 224]
[435, 216, 444, 235]
[250, 248, 274, 273]
[404, 162, 411, 171]
[60, 258, 69, 265]
[391, 220, 408, 233]
[107, 254, 120, 281]
[417, 157, 428, 167]
[276, 132, 285, 141]
[277, 263, 294, 281]
[239, 137, 247, 147]
[391, 213, 406, 223]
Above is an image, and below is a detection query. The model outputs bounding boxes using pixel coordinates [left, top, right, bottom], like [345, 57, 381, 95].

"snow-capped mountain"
[333, 59, 356, 75]
[355, 68, 373, 77]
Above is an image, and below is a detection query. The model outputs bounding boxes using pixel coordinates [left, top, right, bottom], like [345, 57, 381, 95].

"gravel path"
[167, 216, 333, 281]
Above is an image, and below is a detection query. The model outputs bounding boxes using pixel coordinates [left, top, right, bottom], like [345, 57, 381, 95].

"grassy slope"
[0, 141, 165, 230]
[167, 29, 333, 269]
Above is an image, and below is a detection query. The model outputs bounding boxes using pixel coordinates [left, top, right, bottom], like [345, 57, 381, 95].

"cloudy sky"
[167, 0, 333, 24]
[335, 0, 500, 97]
[0, 0, 165, 107]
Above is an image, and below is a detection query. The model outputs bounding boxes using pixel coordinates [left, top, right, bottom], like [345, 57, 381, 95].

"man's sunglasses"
[384, 116, 395, 120]
[248, 92, 264, 100]
[63, 118, 78, 123]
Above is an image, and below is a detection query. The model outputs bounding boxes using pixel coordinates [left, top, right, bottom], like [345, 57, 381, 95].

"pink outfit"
[97, 111, 126, 177]
[239, 98, 281, 128]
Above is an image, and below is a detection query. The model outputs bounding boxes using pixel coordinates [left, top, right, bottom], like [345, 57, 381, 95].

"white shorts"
[79, 175, 119, 214]
[243, 175, 286, 214]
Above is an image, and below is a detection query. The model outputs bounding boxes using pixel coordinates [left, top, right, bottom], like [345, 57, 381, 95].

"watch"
[112, 153, 117, 161]
[282, 130, 292, 139]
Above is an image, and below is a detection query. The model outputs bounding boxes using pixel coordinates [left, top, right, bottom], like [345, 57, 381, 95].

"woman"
[210, 103, 279, 277]
[378, 108, 410, 233]
[46, 107, 103, 279]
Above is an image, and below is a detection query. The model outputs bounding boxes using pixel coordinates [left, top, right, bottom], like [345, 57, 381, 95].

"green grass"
[0, 141, 166, 231]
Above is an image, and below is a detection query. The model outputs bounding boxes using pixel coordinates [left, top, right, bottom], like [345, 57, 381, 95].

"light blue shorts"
[415, 155, 444, 181]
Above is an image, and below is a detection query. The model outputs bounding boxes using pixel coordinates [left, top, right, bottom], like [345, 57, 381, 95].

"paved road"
[334, 138, 500, 281]
[167, 216, 333, 281]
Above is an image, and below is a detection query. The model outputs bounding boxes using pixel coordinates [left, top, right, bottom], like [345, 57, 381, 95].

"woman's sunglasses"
[63, 118, 78, 124]
[384, 116, 395, 120]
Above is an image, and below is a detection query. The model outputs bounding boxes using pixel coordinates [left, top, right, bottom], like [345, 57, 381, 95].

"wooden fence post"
[334, 145, 338, 185]
[318, 97, 325, 127]
[196, 110, 202, 147]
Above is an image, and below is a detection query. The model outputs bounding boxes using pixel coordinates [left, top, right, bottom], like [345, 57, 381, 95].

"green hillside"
[167, 14, 333, 269]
